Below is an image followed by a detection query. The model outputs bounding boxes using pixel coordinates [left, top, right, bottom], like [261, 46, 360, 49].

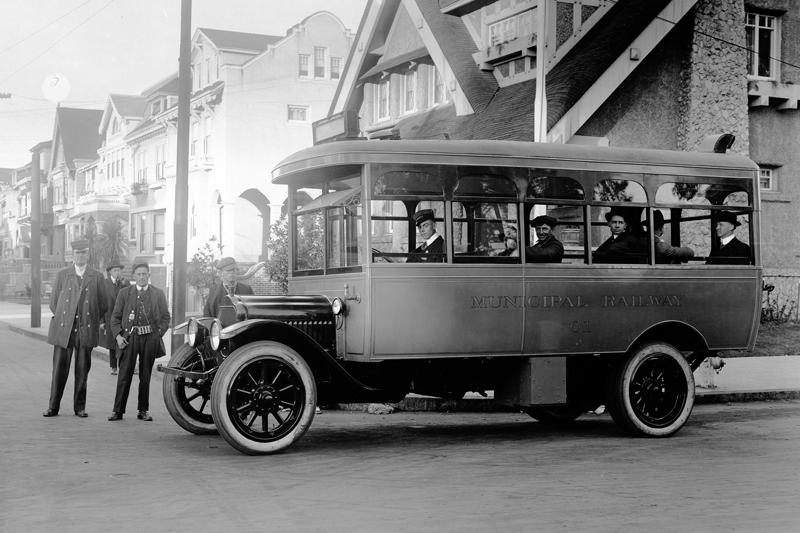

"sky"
[0, 0, 368, 169]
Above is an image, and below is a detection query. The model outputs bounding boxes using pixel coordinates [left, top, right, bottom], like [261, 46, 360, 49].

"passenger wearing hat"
[648, 211, 694, 263]
[203, 257, 254, 318]
[525, 215, 564, 263]
[43, 239, 110, 418]
[108, 260, 171, 421]
[407, 209, 446, 263]
[593, 207, 639, 260]
[706, 211, 751, 265]
[100, 261, 126, 374]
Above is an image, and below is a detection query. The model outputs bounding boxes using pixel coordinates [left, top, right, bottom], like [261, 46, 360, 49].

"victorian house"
[329, 0, 800, 301]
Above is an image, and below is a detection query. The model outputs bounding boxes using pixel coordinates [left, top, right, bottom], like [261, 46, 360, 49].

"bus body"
[160, 138, 761, 455]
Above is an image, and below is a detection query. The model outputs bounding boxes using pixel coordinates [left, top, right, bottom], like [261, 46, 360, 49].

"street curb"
[3, 319, 798, 409]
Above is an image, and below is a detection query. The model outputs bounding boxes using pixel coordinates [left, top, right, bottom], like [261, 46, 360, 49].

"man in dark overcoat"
[108, 260, 170, 421]
[100, 261, 126, 375]
[593, 207, 640, 262]
[43, 239, 109, 418]
[706, 211, 751, 265]
[203, 256, 253, 318]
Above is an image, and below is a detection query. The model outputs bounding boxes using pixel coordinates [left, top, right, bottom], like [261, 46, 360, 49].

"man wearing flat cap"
[706, 211, 751, 265]
[593, 207, 639, 261]
[525, 215, 564, 263]
[108, 260, 170, 421]
[43, 239, 109, 418]
[203, 257, 254, 318]
[100, 261, 126, 375]
[407, 209, 446, 263]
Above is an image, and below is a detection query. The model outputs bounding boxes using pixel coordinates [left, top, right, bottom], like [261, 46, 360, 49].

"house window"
[759, 168, 774, 191]
[488, 8, 536, 46]
[205, 58, 211, 85]
[191, 205, 197, 237]
[112, 117, 119, 135]
[190, 122, 197, 157]
[299, 54, 309, 77]
[288, 105, 309, 122]
[139, 214, 147, 252]
[130, 214, 136, 240]
[152, 99, 161, 115]
[203, 116, 212, 154]
[136, 150, 148, 183]
[432, 67, 450, 106]
[195, 61, 203, 89]
[376, 79, 390, 121]
[153, 213, 165, 251]
[746, 12, 778, 79]
[314, 47, 326, 78]
[331, 57, 341, 80]
[404, 70, 417, 113]
[155, 144, 166, 180]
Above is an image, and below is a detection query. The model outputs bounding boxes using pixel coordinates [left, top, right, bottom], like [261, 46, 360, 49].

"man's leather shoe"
[75, 410, 88, 418]
[42, 409, 58, 417]
[137, 411, 153, 421]
[108, 412, 123, 421]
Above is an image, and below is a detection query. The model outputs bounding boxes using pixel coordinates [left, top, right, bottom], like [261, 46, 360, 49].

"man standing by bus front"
[408, 209, 445, 263]
[204, 257, 254, 318]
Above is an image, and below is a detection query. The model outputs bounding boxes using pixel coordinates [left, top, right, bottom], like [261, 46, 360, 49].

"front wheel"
[607, 342, 695, 437]
[162, 343, 218, 435]
[211, 341, 316, 455]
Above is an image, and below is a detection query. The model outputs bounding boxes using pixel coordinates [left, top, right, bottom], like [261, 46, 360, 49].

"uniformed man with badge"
[43, 239, 109, 418]
[203, 256, 254, 318]
[407, 209, 446, 263]
[108, 260, 170, 421]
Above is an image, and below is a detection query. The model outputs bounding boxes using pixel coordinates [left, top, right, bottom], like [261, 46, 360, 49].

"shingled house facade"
[329, 0, 800, 308]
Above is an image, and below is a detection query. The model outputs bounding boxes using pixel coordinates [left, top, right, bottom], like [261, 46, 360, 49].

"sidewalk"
[2, 300, 798, 410]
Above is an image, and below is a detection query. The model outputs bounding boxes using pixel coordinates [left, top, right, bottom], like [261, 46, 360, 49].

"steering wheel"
[371, 248, 394, 263]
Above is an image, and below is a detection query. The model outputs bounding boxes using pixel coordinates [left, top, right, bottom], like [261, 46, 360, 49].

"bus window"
[374, 171, 444, 197]
[655, 182, 749, 207]
[527, 175, 584, 201]
[327, 204, 362, 270]
[409, 201, 446, 262]
[294, 209, 324, 272]
[526, 204, 584, 264]
[593, 178, 646, 204]
[371, 200, 409, 262]
[452, 202, 519, 262]
[453, 174, 517, 198]
[590, 205, 647, 264]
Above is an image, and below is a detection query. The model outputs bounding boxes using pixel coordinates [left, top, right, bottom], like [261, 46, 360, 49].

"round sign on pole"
[42, 74, 71, 103]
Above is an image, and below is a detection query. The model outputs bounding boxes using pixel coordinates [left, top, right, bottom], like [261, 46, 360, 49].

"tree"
[187, 236, 224, 305]
[265, 216, 290, 294]
[265, 213, 323, 294]
[92, 218, 128, 272]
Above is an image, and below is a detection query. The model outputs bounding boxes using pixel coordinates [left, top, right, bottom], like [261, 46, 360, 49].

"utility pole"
[30, 147, 41, 327]
[171, 0, 191, 352]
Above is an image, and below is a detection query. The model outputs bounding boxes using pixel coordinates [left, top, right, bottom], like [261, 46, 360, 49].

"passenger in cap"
[525, 215, 564, 263]
[204, 257, 255, 318]
[407, 209, 446, 263]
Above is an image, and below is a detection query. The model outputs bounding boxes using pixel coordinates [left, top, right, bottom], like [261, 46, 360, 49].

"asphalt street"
[1, 327, 799, 533]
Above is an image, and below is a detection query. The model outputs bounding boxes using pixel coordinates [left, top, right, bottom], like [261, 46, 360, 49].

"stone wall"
[678, 0, 749, 154]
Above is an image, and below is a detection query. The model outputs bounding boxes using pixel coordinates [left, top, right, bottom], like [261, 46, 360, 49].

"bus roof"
[272, 139, 759, 185]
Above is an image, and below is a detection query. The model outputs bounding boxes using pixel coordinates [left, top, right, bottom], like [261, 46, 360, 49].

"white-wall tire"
[211, 341, 316, 455]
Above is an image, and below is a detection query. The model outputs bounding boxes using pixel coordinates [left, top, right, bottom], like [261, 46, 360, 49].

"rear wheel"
[211, 341, 316, 455]
[607, 342, 694, 437]
[162, 343, 217, 435]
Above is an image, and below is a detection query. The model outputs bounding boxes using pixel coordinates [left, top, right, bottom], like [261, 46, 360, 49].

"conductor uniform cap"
[70, 239, 89, 251]
[413, 209, 435, 226]
[216, 257, 238, 271]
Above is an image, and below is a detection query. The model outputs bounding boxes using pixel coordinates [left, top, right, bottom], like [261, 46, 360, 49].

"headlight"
[331, 297, 345, 315]
[210, 319, 222, 351]
[187, 318, 205, 348]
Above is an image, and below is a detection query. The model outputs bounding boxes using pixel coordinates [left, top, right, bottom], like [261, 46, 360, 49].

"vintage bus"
[160, 136, 761, 455]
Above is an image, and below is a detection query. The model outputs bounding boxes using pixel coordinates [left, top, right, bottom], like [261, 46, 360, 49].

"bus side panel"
[521, 266, 760, 354]
[370, 265, 523, 358]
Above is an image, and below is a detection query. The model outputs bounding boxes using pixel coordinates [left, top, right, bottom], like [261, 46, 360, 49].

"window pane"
[299, 55, 309, 76]
[454, 174, 517, 198]
[327, 206, 362, 268]
[453, 202, 519, 261]
[593, 179, 646, 203]
[528, 204, 584, 264]
[314, 47, 325, 78]
[331, 58, 341, 79]
[655, 182, 749, 206]
[405, 70, 416, 112]
[294, 211, 324, 271]
[374, 171, 444, 197]
[757, 26, 772, 77]
[527, 176, 584, 200]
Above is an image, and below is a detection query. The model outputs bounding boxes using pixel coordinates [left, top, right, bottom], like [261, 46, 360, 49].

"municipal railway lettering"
[470, 295, 685, 309]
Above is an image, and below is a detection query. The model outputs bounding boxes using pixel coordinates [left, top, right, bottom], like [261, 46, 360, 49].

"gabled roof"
[141, 71, 180, 98]
[198, 28, 282, 52]
[110, 94, 147, 118]
[54, 107, 103, 170]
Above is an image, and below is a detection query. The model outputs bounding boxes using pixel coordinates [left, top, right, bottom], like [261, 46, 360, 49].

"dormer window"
[112, 117, 120, 135]
[152, 99, 162, 116]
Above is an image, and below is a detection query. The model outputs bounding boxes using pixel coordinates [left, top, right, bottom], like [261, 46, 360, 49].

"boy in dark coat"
[100, 261, 126, 374]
